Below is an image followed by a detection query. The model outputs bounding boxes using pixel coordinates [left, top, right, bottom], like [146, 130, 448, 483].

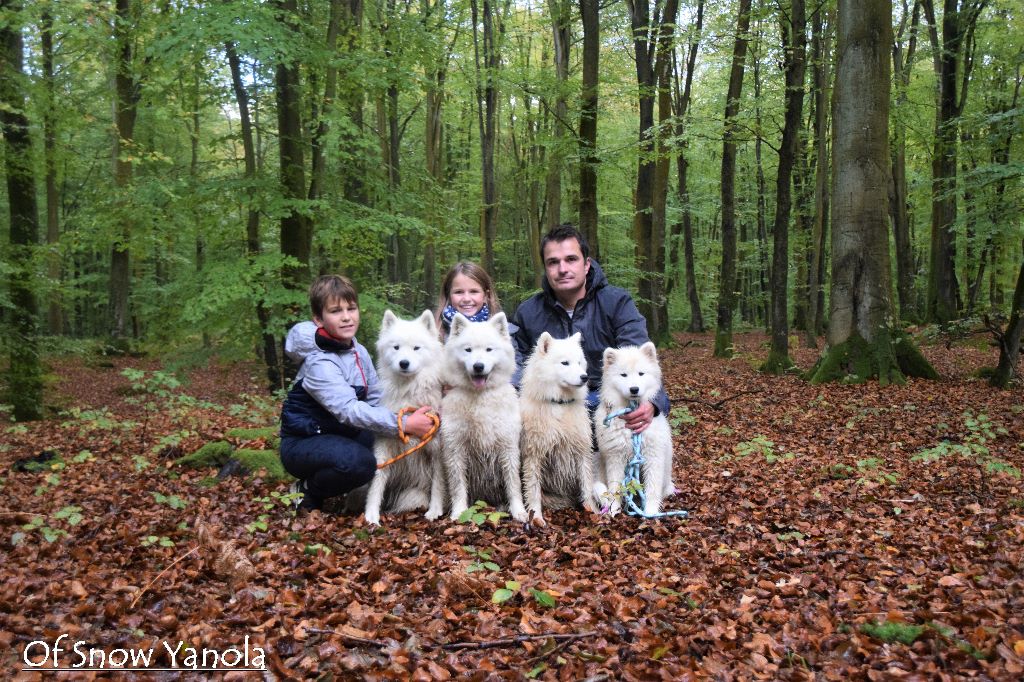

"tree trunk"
[805, 4, 831, 347]
[341, 0, 368, 208]
[809, 0, 936, 385]
[544, 0, 570, 231]
[421, 0, 450, 308]
[578, 0, 600, 261]
[276, 0, 312, 291]
[1, 0, 43, 420]
[668, 0, 705, 332]
[715, 0, 752, 358]
[762, 0, 807, 374]
[109, 0, 140, 342]
[891, 0, 921, 322]
[990, 244, 1024, 388]
[471, 0, 502, 275]
[923, 0, 984, 323]
[40, 8, 62, 336]
[227, 40, 283, 391]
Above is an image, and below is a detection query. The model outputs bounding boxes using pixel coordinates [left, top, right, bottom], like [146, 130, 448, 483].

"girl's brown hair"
[435, 262, 501, 329]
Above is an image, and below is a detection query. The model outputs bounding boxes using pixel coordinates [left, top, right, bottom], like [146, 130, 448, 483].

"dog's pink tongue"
[472, 377, 488, 389]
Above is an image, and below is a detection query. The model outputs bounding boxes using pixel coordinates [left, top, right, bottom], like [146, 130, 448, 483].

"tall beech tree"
[471, 0, 504, 275]
[668, 0, 705, 333]
[1, 0, 43, 419]
[803, 3, 831, 347]
[809, 0, 936, 385]
[762, 0, 807, 374]
[578, 0, 600, 260]
[922, 0, 987, 323]
[714, 0, 752, 358]
[275, 0, 312, 291]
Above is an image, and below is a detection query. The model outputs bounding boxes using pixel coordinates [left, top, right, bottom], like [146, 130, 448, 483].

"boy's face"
[314, 296, 360, 344]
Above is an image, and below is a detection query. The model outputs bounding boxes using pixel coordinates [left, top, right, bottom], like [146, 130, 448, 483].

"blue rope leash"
[602, 401, 688, 520]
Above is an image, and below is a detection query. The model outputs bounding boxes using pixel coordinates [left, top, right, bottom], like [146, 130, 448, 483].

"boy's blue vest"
[280, 380, 368, 438]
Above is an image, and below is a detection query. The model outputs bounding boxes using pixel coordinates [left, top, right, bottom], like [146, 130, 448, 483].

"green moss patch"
[226, 426, 280, 449]
[234, 448, 291, 482]
[176, 440, 234, 468]
[807, 330, 937, 385]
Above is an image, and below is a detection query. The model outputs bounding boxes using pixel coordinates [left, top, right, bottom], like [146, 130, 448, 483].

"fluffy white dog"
[441, 312, 528, 522]
[519, 332, 596, 526]
[593, 343, 673, 516]
[363, 310, 446, 525]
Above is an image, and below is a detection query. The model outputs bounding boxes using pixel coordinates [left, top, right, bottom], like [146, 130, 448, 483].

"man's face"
[542, 238, 590, 302]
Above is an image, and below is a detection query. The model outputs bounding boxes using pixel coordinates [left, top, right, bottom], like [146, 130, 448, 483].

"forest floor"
[2, 331, 1023, 680]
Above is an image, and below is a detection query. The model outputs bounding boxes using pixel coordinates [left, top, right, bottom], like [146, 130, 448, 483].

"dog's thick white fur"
[593, 343, 673, 516]
[364, 310, 446, 525]
[441, 312, 528, 522]
[519, 332, 596, 526]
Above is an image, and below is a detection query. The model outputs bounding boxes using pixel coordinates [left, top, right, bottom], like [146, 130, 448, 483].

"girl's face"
[448, 273, 487, 317]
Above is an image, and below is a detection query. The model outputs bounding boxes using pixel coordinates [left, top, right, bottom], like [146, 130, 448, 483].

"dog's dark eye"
[413, 346, 420, 351]
[638, 372, 645, 376]
[486, 347, 493, 352]
[561, 361, 569, 366]
[393, 345, 400, 350]
[620, 373, 627, 377]
[464, 347, 472, 353]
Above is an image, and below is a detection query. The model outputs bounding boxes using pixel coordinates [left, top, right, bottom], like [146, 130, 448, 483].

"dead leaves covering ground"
[1, 333, 1023, 680]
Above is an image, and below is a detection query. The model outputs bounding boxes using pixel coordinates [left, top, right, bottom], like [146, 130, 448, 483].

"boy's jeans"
[279, 431, 376, 505]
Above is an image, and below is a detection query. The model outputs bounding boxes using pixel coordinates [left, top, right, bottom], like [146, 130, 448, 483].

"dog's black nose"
[473, 362, 485, 373]
[629, 386, 640, 395]
[399, 359, 410, 370]
[580, 375, 588, 383]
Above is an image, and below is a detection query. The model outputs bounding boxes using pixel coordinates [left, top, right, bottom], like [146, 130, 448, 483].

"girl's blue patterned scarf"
[441, 302, 490, 327]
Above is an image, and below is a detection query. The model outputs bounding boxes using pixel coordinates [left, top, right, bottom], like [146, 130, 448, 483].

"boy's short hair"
[309, 275, 358, 318]
[540, 223, 590, 261]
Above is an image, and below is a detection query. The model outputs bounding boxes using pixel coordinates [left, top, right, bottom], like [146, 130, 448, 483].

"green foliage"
[247, 515, 269, 534]
[732, 435, 775, 460]
[458, 500, 509, 526]
[855, 458, 899, 486]
[912, 411, 1019, 488]
[16, 516, 68, 544]
[54, 505, 84, 526]
[177, 440, 234, 468]
[491, 581, 520, 604]
[463, 546, 500, 573]
[141, 535, 176, 548]
[860, 621, 925, 645]
[152, 492, 187, 510]
[668, 406, 697, 435]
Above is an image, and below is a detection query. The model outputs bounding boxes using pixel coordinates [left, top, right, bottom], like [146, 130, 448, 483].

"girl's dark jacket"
[510, 259, 671, 416]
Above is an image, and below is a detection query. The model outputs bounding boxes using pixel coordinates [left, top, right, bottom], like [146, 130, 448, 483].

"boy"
[279, 275, 436, 512]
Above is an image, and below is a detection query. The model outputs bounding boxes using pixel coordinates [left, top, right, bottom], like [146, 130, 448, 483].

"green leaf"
[491, 588, 515, 604]
[483, 562, 500, 572]
[530, 588, 556, 608]
[526, 663, 546, 678]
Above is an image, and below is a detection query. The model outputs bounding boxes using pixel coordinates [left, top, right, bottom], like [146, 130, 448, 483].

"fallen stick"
[305, 627, 392, 649]
[130, 546, 200, 609]
[440, 631, 600, 652]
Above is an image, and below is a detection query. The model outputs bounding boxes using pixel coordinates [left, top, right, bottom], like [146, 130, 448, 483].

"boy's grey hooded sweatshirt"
[280, 321, 399, 438]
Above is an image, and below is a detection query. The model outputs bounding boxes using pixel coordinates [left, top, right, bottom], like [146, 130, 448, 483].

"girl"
[435, 262, 502, 340]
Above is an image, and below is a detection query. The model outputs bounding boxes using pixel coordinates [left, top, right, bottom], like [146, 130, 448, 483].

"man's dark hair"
[540, 223, 589, 261]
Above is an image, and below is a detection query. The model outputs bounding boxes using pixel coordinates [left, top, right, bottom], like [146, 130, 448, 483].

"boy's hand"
[403, 405, 438, 439]
[623, 401, 655, 434]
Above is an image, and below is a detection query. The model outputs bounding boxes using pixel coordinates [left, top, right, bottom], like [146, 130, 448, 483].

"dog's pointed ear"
[418, 310, 437, 334]
[381, 310, 398, 331]
[569, 332, 582, 348]
[490, 311, 509, 338]
[537, 331, 553, 355]
[450, 312, 469, 337]
[640, 341, 658, 362]
[603, 347, 617, 366]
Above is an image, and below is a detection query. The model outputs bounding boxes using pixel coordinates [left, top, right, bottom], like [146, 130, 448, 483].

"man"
[512, 224, 670, 433]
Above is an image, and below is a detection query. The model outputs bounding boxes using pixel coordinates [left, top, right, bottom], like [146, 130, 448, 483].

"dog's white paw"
[425, 505, 443, 521]
[364, 510, 381, 526]
[531, 513, 547, 528]
[449, 505, 468, 521]
[509, 506, 529, 523]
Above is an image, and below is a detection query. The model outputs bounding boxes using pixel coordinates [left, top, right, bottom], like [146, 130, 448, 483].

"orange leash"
[377, 407, 440, 470]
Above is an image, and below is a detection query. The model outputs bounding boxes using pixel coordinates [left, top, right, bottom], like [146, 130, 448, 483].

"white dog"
[363, 310, 446, 525]
[441, 312, 528, 522]
[519, 332, 596, 526]
[593, 343, 673, 516]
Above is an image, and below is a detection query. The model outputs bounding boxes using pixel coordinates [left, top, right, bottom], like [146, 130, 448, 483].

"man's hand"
[402, 405, 438, 439]
[623, 400, 655, 434]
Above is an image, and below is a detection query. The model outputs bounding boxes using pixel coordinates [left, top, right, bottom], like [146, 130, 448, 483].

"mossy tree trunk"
[1, 0, 43, 420]
[809, 0, 937, 386]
